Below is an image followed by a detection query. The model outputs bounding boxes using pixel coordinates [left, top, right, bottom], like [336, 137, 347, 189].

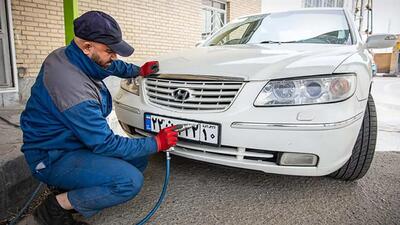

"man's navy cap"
[74, 11, 134, 57]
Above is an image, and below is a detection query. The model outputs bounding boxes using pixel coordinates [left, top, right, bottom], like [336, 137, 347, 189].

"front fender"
[333, 48, 372, 101]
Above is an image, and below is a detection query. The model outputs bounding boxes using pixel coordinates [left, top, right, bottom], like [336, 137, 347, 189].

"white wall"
[262, 0, 354, 12]
[368, 0, 400, 53]
[262, 0, 399, 35]
[261, 0, 303, 12]
[372, 0, 400, 35]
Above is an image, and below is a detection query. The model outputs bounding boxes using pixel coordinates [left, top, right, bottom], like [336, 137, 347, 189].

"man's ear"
[81, 42, 92, 56]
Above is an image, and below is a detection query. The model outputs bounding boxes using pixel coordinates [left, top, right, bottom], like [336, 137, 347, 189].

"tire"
[329, 94, 377, 181]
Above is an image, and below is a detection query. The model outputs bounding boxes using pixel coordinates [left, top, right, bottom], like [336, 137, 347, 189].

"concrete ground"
[371, 77, 400, 151]
[86, 152, 399, 225]
[15, 152, 400, 225]
[2, 76, 399, 224]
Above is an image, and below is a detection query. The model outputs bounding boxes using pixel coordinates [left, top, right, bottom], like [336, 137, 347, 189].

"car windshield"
[206, 10, 353, 46]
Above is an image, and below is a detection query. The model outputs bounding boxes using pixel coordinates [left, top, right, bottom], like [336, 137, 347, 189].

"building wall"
[78, 0, 203, 64]
[4, 0, 260, 106]
[11, 0, 65, 78]
[228, 0, 261, 22]
[261, 0, 303, 12]
[261, 0, 354, 13]
[11, 0, 203, 78]
[372, 0, 400, 34]
[4, 0, 64, 107]
[370, 0, 400, 55]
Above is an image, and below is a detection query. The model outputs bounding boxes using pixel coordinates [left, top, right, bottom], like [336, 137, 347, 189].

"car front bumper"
[114, 81, 367, 176]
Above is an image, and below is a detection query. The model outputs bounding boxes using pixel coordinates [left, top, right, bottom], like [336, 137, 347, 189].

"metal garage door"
[0, 0, 13, 88]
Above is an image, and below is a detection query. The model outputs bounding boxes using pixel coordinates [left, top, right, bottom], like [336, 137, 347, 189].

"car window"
[207, 10, 352, 46]
[214, 23, 251, 45]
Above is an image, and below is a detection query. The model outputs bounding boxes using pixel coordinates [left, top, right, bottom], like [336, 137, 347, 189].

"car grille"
[119, 123, 279, 164]
[144, 77, 244, 111]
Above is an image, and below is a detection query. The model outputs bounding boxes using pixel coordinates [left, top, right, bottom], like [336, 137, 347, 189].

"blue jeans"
[32, 149, 149, 217]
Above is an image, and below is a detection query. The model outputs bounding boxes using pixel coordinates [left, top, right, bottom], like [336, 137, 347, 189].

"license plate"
[144, 113, 221, 146]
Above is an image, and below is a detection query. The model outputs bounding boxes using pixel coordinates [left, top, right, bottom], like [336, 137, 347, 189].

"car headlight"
[120, 77, 141, 95]
[254, 74, 356, 106]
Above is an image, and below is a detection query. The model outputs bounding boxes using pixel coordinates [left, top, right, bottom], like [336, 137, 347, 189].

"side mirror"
[195, 40, 206, 47]
[366, 34, 398, 49]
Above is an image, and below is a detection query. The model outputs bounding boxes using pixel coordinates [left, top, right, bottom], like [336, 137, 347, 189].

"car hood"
[155, 44, 357, 81]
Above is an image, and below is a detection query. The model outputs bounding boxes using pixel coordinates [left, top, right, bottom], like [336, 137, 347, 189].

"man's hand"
[139, 61, 159, 77]
[154, 126, 178, 152]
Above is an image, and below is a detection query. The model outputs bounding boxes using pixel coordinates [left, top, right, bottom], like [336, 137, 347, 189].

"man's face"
[83, 42, 117, 68]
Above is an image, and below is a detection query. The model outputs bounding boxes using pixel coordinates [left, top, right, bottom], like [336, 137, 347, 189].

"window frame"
[303, 0, 345, 8]
[0, 0, 18, 93]
[201, 0, 227, 39]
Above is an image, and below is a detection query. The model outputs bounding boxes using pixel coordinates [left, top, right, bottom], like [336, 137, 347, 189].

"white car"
[114, 9, 396, 180]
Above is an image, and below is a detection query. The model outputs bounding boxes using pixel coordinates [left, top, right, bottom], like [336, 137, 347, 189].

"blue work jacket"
[20, 41, 157, 172]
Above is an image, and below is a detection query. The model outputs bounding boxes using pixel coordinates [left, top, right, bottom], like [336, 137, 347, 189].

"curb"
[0, 109, 40, 222]
[0, 144, 39, 221]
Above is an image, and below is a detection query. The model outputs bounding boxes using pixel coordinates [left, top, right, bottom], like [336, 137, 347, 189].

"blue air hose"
[136, 151, 171, 225]
[8, 182, 44, 225]
[136, 124, 195, 224]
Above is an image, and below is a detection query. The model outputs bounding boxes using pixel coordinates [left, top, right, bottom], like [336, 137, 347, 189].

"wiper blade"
[259, 40, 298, 44]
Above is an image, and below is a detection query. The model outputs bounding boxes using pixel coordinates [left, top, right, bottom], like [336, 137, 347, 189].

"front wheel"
[329, 94, 377, 181]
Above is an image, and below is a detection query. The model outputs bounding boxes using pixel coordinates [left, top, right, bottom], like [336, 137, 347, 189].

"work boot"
[33, 193, 89, 225]
[47, 186, 80, 215]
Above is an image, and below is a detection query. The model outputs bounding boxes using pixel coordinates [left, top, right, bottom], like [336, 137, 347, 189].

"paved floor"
[371, 77, 400, 152]
[85, 152, 399, 225]
[16, 151, 400, 225]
